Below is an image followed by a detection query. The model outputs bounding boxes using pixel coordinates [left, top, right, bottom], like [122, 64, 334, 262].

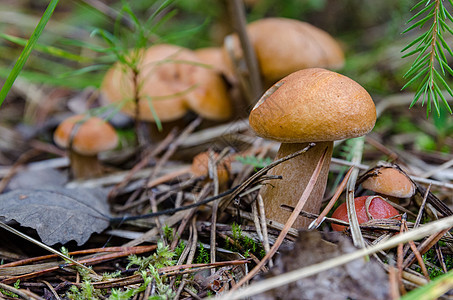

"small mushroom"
[331, 195, 400, 231]
[224, 17, 344, 87]
[191, 151, 232, 187]
[53, 115, 118, 179]
[249, 68, 376, 228]
[358, 163, 416, 199]
[147, 151, 232, 188]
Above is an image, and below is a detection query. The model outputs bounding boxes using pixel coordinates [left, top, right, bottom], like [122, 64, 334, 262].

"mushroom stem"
[260, 141, 333, 229]
[69, 150, 103, 179]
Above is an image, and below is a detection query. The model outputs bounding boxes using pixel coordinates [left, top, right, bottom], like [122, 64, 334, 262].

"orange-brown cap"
[194, 47, 235, 83]
[100, 47, 188, 122]
[249, 68, 376, 143]
[101, 44, 232, 122]
[361, 166, 416, 198]
[54, 115, 118, 155]
[225, 18, 345, 84]
[191, 152, 231, 185]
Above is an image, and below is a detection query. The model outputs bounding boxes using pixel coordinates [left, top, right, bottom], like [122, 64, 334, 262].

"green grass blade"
[0, 0, 60, 106]
[0, 33, 90, 63]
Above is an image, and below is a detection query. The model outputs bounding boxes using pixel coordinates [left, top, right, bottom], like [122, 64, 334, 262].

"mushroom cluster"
[101, 44, 233, 130]
[249, 68, 376, 228]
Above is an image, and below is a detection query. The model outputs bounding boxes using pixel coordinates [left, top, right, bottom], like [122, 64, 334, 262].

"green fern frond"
[402, 0, 453, 117]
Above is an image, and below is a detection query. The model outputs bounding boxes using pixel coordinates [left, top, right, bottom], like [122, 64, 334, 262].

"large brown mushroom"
[224, 17, 345, 87]
[249, 68, 376, 228]
[53, 115, 118, 179]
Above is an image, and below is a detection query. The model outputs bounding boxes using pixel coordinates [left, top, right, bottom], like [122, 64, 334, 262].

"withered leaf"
[252, 231, 389, 300]
[0, 187, 111, 246]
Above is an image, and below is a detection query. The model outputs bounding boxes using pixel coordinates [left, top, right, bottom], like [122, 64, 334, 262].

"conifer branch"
[402, 0, 453, 117]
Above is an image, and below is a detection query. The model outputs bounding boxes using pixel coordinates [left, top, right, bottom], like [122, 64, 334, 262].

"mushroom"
[194, 46, 244, 118]
[100, 44, 233, 133]
[249, 68, 376, 228]
[53, 115, 118, 179]
[191, 151, 232, 187]
[358, 163, 416, 199]
[194, 47, 236, 85]
[331, 195, 400, 231]
[224, 17, 345, 87]
[146, 151, 232, 188]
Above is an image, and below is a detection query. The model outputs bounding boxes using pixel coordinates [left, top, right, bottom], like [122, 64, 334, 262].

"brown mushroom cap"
[361, 167, 416, 198]
[249, 68, 376, 143]
[225, 18, 345, 84]
[54, 115, 118, 155]
[101, 44, 232, 122]
[194, 47, 235, 82]
[191, 152, 231, 185]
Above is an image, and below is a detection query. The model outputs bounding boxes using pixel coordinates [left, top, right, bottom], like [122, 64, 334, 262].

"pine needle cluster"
[402, 0, 453, 117]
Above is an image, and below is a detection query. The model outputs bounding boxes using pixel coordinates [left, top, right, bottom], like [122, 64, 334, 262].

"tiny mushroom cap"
[225, 17, 345, 85]
[53, 115, 118, 155]
[191, 151, 231, 186]
[361, 165, 417, 198]
[53, 114, 118, 179]
[249, 68, 376, 228]
[331, 195, 400, 231]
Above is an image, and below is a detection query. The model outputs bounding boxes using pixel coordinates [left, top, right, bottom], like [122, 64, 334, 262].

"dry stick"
[403, 227, 451, 269]
[226, 0, 262, 104]
[251, 197, 263, 242]
[309, 167, 354, 229]
[146, 166, 191, 188]
[345, 137, 366, 249]
[402, 219, 430, 281]
[388, 265, 400, 300]
[419, 158, 453, 179]
[0, 246, 155, 268]
[0, 221, 96, 277]
[435, 243, 448, 273]
[414, 184, 431, 228]
[208, 148, 230, 275]
[108, 129, 177, 200]
[257, 194, 271, 267]
[0, 282, 38, 300]
[1, 246, 156, 285]
[232, 147, 328, 290]
[145, 117, 201, 186]
[170, 182, 212, 251]
[397, 218, 406, 295]
[41, 280, 61, 300]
